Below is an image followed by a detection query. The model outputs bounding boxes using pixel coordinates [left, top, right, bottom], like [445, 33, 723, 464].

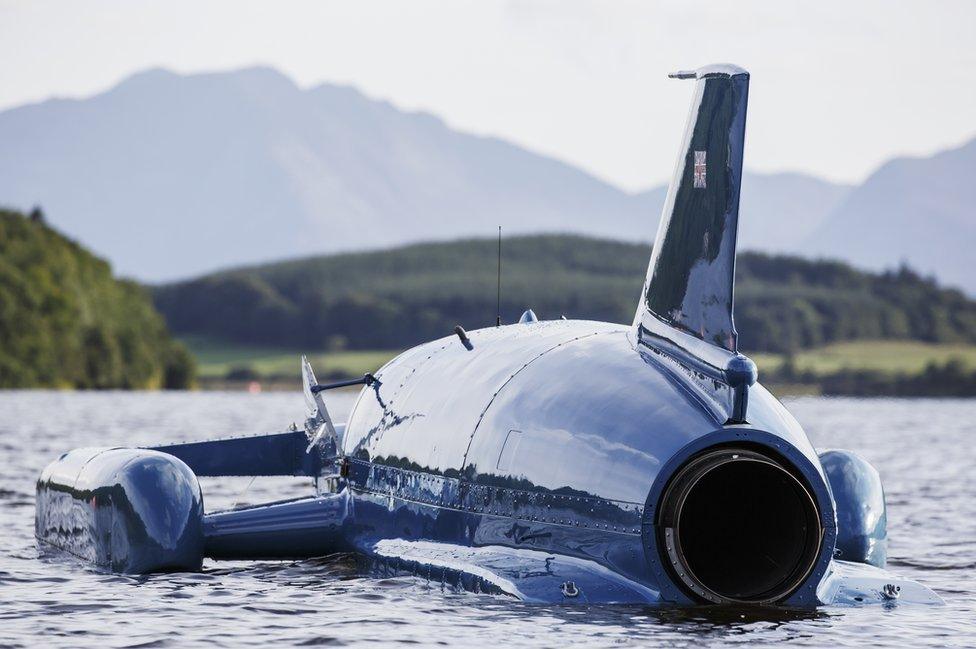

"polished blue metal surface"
[33, 62, 940, 608]
[819, 449, 888, 568]
[204, 494, 349, 559]
[343, 321, 619, 476]
[151, 429, 330, 477]
[334, 320, 832, 602]
[639, 65, 748, 354]
[35, 448, 204, 573]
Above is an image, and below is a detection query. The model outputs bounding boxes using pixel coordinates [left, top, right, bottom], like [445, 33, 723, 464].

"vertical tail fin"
[634, 64, 750, 366]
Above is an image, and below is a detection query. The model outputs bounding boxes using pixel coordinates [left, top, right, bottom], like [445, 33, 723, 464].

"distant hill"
[805, 138, 976, 293]
[0, 66, 849, 282]
[0, 68, 648, 281]
[0, 209, 194, 388]
[152, 234, 976, 354]
[735, 172, 852, 253]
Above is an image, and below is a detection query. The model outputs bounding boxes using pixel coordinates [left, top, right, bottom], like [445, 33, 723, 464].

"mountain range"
[0, 67, 971, 292]
[803, 137, 976, 293]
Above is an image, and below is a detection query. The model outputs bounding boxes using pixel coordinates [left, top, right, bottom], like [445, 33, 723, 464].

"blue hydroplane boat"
[36, 64, 942, 607]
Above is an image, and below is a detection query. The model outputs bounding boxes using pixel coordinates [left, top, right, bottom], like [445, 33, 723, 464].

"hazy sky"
[1, 0, 974, 191]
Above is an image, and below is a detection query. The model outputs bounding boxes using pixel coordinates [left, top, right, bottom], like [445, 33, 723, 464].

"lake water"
[1, 391, 974, 647]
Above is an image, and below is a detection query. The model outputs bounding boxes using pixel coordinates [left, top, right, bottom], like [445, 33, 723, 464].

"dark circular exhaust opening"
[658, 447, 822, 604]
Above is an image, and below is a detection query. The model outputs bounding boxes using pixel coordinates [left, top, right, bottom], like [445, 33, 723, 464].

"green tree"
[0, 209, 196, 389]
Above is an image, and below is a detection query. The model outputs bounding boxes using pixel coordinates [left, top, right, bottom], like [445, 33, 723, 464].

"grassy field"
[184, 336, 976, 387]
[751, 340, 976, 376]
[180, 336, 399, 380]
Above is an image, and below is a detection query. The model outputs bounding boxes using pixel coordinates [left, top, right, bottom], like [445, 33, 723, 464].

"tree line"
[152, 234, 976, 354]
[0, 209, 194, 389]
[767, 357, 976, 397]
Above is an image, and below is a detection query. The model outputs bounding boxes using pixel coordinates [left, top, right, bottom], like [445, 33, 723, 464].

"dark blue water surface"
[1, 391, 974, 647]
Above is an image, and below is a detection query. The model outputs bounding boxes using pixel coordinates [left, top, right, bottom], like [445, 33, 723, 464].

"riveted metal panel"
[343, 320, 619, 476]
[462, 331, 718, 505]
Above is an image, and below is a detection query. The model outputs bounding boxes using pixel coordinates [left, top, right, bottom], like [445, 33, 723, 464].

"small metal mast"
[496, 225, 502, 327]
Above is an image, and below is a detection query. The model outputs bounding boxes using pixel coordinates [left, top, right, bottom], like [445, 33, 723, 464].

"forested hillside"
[153, 235, 976, 354]
[0, 209, 194, 388]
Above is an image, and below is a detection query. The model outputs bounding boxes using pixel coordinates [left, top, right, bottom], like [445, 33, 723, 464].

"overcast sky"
[1, 0, 973, 191]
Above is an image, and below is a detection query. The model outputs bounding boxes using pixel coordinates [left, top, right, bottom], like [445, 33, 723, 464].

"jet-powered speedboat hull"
[33, 428, 939, 606]
[35, 321, 941, 606]
[35, 63, 941, 608]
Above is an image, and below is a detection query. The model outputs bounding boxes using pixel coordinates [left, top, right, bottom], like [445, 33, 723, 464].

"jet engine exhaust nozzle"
[657, 447, 823, 605]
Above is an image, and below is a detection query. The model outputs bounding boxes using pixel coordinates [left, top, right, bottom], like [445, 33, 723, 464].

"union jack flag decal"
[693, 150, 707, 188]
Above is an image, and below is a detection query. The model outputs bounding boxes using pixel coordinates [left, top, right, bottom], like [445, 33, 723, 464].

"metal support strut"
[311, 373, 379, 393]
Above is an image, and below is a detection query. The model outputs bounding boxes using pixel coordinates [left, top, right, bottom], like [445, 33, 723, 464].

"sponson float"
[36, 64, 941, 607]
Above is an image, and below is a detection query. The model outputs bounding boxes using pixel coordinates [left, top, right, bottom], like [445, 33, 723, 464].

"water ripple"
[1, 392, 974, 646]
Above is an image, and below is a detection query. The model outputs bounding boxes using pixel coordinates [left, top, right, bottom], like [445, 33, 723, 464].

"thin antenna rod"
[496, 226, 502, 327]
